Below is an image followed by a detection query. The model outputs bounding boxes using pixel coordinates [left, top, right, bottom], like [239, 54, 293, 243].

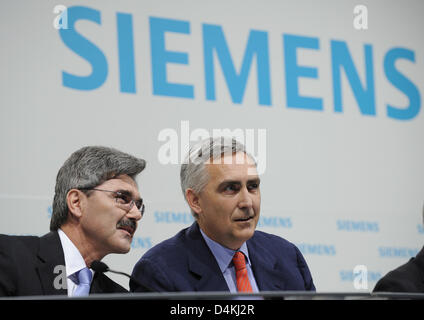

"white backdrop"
[1, 0, 423, 292]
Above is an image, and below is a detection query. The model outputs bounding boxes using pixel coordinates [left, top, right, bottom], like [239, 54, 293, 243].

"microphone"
[90, 260, 154, 292]
[91, 260, 109, 273]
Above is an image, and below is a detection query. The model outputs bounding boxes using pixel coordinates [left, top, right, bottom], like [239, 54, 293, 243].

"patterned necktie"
[232, 251, 253, 292]
[73, 267, 92, 297]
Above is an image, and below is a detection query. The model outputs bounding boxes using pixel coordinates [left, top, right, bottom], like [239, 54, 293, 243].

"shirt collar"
[199, 228, 251, 273]
[58, 229, 92, 283]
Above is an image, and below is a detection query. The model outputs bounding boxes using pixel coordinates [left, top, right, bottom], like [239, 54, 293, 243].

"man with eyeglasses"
[0, 146, 146, 297]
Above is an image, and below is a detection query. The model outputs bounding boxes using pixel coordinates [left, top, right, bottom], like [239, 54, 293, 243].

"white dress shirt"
[58, 229, 94, 297]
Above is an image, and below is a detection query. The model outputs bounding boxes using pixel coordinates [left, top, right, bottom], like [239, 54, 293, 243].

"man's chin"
[114, 244, 131, 254]
[112, 236, 132, 254]
[234, 227, 255, 243]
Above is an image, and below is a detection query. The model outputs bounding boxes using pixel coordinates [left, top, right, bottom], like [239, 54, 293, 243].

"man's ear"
[66, 189, 85, 219]
[185, 188, 202, 215]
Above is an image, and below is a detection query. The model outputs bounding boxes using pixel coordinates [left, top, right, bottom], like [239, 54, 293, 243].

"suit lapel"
[186, 223, 229, 291]
[36, 231, 68, 296]
[90, 272, 128, 294]
[90, 272, 105, 294]
[247, 235, 286, 291]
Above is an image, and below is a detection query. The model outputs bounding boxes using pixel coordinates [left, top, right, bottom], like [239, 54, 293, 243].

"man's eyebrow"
[248, 178, 261, 185]
[218, 180, 241, 185]
[216, 180, 240, 189]
[116, 189, 140, 200]
[217, 177, 261, 187]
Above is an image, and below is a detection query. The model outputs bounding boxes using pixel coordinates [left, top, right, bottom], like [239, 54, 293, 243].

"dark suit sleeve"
[131, 257, 172, 292]
[373, 254, 424, 293]
[0, 236, 18, 296]
[373, 276, 406, 292]
[373, 270, 420, 293]
[294, 246, 316, 291]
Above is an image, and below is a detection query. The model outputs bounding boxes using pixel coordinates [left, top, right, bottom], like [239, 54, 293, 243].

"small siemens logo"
[131, 237, 153, 249]
[339, 270, 382, 282]
[154, 211, 195, 224]
[417, 224, 424, 234]
[378, 246, 419, 258]
[296, 243, 336, 256]
[257, 216, 292, 229]
[336, 220, 379, 232]
[153, 211, 292, 228]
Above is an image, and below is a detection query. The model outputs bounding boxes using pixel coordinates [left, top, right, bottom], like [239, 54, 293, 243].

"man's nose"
[127, 203, 142, 221]
[238, 187, 253, 209]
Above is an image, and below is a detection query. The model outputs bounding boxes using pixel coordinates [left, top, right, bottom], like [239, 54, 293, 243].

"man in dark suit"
[373, 207, 424, 293]
[374, 206, 424, 293]
[0, 146, 146, 297]
[131, 137, 315, 293]
[373, 246, 424, 293]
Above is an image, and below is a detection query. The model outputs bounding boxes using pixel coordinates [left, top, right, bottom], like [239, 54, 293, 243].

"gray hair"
[180, 137, 256, 218]
[50, 146, 146, 231]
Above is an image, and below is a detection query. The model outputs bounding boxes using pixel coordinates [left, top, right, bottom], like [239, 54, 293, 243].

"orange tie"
[232, 251, 253, 292]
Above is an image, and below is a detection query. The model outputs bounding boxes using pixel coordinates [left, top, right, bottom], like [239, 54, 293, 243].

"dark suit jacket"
[0, 231, 128, 297]
[130, 222, 315, 292]
[373, 246, 424, 293]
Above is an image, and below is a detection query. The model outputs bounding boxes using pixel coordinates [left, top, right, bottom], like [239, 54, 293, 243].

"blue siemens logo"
[336, 220, 379, 232]
[154, 211, 195, 224]
[257, 216, 292, 229]
[296, 243, 336, 256]
[339, 270, 382, 282]
[59, 6, 421, 120]
[153, 211, 292, 228]
[378, 246, 419, 258]
[131, 237, 153, 249]
[417, 224, 424, 234]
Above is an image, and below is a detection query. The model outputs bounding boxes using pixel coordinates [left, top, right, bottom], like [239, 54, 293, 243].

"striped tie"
[232, 251, 253, 292]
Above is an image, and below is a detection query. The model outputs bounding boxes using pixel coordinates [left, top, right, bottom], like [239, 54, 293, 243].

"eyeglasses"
[79, 188, 145, 216]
